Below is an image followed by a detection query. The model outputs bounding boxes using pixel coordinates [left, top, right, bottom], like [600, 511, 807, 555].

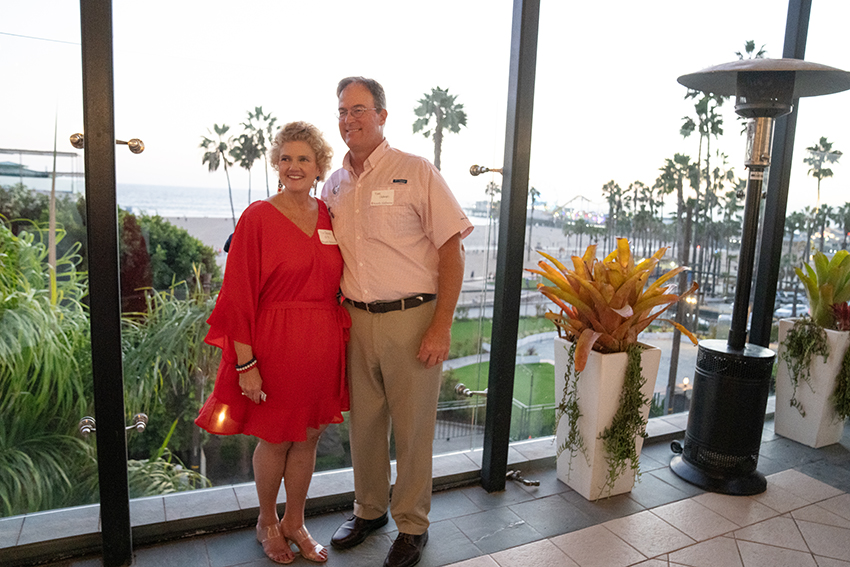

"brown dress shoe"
[330, 512, 389, 549]
[383, 530, 428, 567]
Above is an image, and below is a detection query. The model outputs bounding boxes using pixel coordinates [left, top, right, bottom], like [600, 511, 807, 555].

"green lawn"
[448, 361, 555, 406]
[451, 316, 556, 343]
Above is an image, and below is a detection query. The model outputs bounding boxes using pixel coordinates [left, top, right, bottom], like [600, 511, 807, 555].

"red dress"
[195, 200, 350, 443]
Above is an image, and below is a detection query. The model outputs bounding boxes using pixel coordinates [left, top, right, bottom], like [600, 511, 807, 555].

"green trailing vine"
[599, 344, 649, 496]
[555, 341, 651, 497]
[831, 342, 850, 421]
[555, 342, 587, 476]
[780, 316, 829, 417]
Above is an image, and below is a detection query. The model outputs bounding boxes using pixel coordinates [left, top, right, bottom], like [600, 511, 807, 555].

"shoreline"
[165, 216, 576, 278]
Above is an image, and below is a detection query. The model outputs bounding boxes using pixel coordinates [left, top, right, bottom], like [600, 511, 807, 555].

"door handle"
[469, 165, 502, 176]
[70, 133, 145, 154]
[455, 383, 488, 397]
[78, 413, 148, 438]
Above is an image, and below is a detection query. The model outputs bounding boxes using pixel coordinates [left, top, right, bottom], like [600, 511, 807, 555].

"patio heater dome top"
[677, 58, 850, 98]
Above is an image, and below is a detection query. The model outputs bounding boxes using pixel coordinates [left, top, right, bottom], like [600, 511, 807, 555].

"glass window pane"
[1, 3, 94, 522]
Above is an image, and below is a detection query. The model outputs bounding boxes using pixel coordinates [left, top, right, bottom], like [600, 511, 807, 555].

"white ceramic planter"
[775, 319, 849, 448]
[553, 337, 661, 501]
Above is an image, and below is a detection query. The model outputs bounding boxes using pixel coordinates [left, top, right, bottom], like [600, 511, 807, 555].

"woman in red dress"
[196, 121, 348, 564]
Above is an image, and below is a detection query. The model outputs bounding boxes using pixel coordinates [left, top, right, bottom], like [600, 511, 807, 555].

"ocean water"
[115, 183, 492, 225]
[117, 183, 259, 219]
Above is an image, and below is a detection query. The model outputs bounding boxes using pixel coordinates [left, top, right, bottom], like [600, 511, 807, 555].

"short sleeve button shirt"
[322, 140, 473, 303]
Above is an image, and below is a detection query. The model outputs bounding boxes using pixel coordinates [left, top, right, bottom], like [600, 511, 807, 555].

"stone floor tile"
[750, 478, 811, 513]
[651, 498, 738, 541]
[668, 535, 743, 567]
[691, 492, 778, 527]
[451, 506, 542, 556]
[813, 556, 850, 566]
[204, 528, 265, 567]
[603, 510, 695, 558]
[443, 555, 499, 567]
[132, 537, 210, 567]
[732, 515, 809, 552]
[736, 539, 817, 567]
[796, 519, 850, 562]
[817, 493, 850, 522]
[490, 539, 578, 567]
[509, 494, 595, 538]
[550, 524, 645, 567]
[415, 519, 481, 567]
[429, 489, 483, 523]
[792, 503, 850, 528]
[460, 479, 537, 511]
[767, 469, 844, 503]
[628, 472, 691, 509]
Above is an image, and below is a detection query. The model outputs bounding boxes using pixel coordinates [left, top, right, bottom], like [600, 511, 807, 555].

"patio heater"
[669, 58, 850, 495]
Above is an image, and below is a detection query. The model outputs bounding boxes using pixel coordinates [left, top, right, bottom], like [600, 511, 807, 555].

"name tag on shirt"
[371, 189, 394, 206]
[318, 229, 338, 245]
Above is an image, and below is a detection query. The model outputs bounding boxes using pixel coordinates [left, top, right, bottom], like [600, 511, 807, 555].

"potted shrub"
[775, 250, 850, 448]
[527, 238, 698, 500]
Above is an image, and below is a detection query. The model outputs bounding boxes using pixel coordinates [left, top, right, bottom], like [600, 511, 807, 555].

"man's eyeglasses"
[337, 106, 377, 120]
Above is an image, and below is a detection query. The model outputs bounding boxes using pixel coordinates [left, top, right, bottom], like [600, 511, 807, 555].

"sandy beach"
[166, 214, 580, 279]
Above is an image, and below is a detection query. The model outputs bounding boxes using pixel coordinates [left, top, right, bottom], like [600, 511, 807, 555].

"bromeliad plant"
[527, 238, 699, 494]
[781, 250, 850, 419]
[795, 250, 850, 329]
[528, 238, 699, 371]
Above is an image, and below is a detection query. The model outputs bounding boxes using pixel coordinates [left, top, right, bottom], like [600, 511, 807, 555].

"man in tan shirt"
[323, 76, 473, 567]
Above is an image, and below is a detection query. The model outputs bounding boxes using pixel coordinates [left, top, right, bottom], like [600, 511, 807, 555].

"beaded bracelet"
[235, 357, 257, 373]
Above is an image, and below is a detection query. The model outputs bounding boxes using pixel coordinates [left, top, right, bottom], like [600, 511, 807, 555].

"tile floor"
[27, 419, 850, 566]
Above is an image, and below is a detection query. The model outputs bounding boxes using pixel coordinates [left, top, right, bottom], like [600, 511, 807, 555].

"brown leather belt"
[346, 294, 436, 314]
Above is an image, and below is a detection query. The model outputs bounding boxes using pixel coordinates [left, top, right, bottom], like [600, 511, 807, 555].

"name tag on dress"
[318, 229, 338, 245]
[371, 190, 394, 206]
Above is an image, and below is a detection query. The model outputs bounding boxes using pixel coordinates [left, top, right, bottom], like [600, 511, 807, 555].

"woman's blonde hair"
[268, 121, 333, 181]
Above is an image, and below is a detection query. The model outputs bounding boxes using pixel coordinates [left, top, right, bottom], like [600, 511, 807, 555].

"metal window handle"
[78, 413, 148, 438]
[469, 165, 502, 176]
[455, 383, 488, 397]
[70, 133, 145, 154]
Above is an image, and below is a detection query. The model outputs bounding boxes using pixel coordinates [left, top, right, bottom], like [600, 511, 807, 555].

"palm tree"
[656, 154, 694, 260]
[230, 131, 262, 205]
[801, 206, 818, 264]
[200, 124, 236, 228]
[784, 211, 806, 290]
[804, 136, 842, 208]
[601, 180, 624, 251]
[830, 202, 850, 251]
[681, 92, 726, 272]
[526, 186, 540, 260]
[815, 205, 833, 253]
[735, 40, 767, 60]
[244, 107, 278, 198]
[412, 86, 467, 170]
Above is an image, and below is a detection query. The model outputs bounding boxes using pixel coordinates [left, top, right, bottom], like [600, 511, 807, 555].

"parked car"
[774, 303, 809, 319]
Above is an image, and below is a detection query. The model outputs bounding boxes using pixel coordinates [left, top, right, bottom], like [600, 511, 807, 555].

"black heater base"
[670, 455, 766, 495]
[669, 339, 774, 496]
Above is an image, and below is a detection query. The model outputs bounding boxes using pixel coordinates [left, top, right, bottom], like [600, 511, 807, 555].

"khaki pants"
[345, 301, 441, 535]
